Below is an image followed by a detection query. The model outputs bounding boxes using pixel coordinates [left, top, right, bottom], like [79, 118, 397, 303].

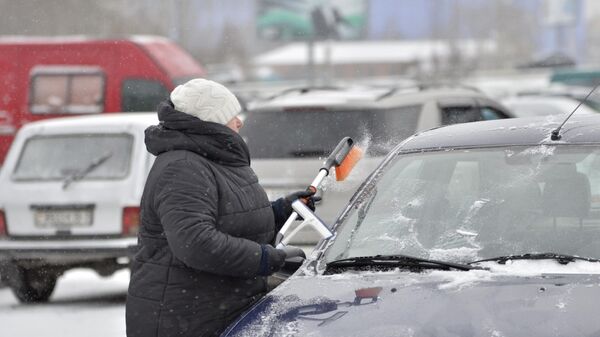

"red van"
[0, 35, 205, 164]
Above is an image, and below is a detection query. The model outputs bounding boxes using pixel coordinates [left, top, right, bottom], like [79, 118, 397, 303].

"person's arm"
[271, 198, 290, 231]
[155, 160, 283, 277]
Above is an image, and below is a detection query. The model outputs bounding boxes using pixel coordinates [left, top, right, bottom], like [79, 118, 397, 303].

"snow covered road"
[0, 269, 130, 337]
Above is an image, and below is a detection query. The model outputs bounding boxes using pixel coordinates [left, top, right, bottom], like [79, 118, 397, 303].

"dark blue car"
[223, 114, 600, 336]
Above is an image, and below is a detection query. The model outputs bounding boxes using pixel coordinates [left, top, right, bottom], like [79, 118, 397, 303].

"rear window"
[13, 134, 133, 181]
[30, 66, 105, 114]
[241, 106, 421, 158]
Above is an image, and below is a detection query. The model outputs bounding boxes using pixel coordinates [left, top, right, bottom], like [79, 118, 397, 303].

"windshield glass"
[241, 106, 421, 158]
[13, 134, 133, 181]
[324, 145, 600, 264]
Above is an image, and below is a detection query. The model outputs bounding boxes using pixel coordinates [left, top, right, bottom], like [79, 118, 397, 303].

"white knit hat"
[170, 78, 241, 125]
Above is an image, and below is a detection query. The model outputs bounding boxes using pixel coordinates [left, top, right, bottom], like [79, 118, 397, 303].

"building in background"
[0, 0, 596, 81]
[253, 39, 497, 80]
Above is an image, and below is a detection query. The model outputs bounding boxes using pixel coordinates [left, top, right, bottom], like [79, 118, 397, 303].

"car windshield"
[241, 106, 421, 158]
[324, 145, 600, 264]
[12, 134, 133, 181]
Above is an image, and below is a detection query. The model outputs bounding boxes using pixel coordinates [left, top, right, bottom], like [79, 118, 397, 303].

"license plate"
[32, 206, 94, 229]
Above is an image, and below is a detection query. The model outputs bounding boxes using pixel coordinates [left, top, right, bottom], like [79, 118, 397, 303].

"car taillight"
[122, 207, 140, 236]
[0, 210, 6, 237]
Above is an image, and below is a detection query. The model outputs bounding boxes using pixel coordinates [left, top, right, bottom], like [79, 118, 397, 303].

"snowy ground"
[0, 246, 314, 336]
[0, 269, 130, 337]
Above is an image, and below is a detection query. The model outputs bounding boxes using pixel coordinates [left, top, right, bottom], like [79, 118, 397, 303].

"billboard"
[257, 0, 367, 41]
[543, 0, 579, 26]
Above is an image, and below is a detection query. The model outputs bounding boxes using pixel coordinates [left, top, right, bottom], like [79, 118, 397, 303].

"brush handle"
[310, 169, 329, 188]
[275, 168, 329, 246]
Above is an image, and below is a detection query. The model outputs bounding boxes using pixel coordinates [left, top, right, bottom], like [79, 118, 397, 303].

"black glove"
[279, 246, 306, 274]
[283, 189, 320, 215]
[281, 246, 306, 260]
[258, 245, 307, 276]
[259, 245, 286, 276]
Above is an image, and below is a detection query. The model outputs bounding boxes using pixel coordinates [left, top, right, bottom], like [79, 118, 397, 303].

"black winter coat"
[126, 102, 288, 337]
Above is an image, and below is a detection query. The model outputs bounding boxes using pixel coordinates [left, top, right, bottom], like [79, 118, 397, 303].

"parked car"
[551, 68, 600, 87]
[502, 95, 597, 118]
[0, 113, 157, 302]
[242, 85, 513, 243]
[223, 114, 600, 336]
[0, 35, 205, 165]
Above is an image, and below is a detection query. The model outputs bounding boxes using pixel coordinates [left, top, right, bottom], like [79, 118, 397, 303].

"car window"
[12, 134, 133, 181]
[121, 79, 169, 112]
[242, 105, 422, 158]
[480, 106, 508, 120]
[440, 105, 481, 124]
[30, 66, 105, 114]
[325, 145, 600, 263]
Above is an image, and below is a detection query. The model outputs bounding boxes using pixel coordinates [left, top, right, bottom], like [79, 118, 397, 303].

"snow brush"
[275, 137, 363, 248]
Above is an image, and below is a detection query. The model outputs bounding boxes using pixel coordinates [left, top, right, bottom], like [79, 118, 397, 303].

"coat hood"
[145, 100, 250, 167]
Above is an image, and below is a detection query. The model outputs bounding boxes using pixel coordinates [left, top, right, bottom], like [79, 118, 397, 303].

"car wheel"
[10, 267, 58, 303]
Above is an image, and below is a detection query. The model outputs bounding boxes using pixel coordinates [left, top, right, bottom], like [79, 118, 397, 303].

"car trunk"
[3, 132, 141, 237]
[4, 180, 136, 237]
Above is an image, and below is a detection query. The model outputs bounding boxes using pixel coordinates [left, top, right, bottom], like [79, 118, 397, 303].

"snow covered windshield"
[325, 145, 600, 264]
[12, 134, 133, 181]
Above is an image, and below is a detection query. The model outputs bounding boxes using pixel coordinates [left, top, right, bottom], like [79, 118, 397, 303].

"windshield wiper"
[325, 254, 476, 274]
[469, 253, 600, 265]
[62, 152, 113, 190]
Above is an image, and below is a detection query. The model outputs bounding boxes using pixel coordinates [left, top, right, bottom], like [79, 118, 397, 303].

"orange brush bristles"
[335, 146, 363, 181]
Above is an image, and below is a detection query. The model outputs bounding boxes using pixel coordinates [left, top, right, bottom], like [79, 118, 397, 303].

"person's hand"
[284, 189, 320, 212]
[280, 246, 306, 260]
[278, 246, 306, 274]
[271, 189, 321, 226]
[259, 245, 306, 276]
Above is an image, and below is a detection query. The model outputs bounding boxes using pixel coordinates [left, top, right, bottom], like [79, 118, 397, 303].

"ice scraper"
[275, 137, 363, 248]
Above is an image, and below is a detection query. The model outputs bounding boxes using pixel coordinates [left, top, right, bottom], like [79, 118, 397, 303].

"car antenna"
[551, 83, 600, 141]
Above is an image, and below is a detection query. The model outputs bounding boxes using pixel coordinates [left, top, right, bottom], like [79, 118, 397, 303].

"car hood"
[223, 265, 600, 337]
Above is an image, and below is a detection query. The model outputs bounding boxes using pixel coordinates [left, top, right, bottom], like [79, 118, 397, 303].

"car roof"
[502, 95, 582, 104]
[248, 85, 489, 111]
[19, 113, 158, 134]
[400, 114, 600, 151]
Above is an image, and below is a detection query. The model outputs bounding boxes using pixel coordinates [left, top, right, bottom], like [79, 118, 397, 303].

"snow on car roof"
[401, 114, 600, 151]
[19, 113, 158, 134]
[251, 86, 484, 110]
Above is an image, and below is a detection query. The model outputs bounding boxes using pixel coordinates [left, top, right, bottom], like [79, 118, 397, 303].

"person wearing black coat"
[125, 79, 314, 337]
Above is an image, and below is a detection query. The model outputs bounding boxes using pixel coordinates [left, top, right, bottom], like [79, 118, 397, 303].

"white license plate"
[33, 207, 93, 229]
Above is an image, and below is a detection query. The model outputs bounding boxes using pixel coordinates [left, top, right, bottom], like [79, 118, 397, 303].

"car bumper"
[0, 237, 138, 261]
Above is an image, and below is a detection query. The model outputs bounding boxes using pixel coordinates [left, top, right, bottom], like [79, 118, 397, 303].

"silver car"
[242, 85, 513, 243]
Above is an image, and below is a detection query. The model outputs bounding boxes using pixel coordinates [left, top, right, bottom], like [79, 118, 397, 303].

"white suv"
[0, 113, 156, 302]
[242, 85, 513, 243]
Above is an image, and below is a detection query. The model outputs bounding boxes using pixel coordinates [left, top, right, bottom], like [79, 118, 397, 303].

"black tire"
[10, 267, 58, 303]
